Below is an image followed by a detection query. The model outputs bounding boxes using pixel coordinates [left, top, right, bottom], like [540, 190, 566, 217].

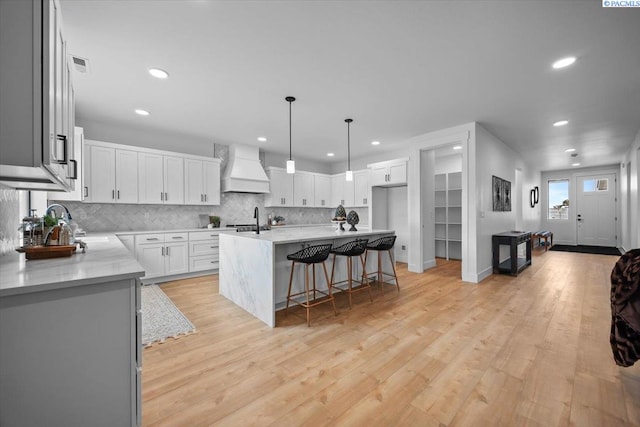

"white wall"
[473, 124, 541, 281]
[540, 164, 619, 246]
[620, 129, 640, 251]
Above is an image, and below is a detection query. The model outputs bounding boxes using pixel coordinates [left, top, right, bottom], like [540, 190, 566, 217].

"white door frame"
[575, 171, 617, 247]
[408, 124, 474, 282]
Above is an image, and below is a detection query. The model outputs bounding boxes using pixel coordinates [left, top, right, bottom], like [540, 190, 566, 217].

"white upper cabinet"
[137, 153, 185, 205]
[85, 142, 137, 203]
[138, 153, 165, 204]
[184, 158, 221, 205]
[85, 144, 115, 203]
[265, 167, 294, 207]
[163, 155, 184, 205]
[115, 149, 138, 203]
[353, 169, 370, 207]
[314, 174, 331, 208]
[0, 0, 75, 191]
[331, 173, 355, 207]
[49, 127, 84, 201]
[369, 159, 408, 187]
[293, 171, 314, 207]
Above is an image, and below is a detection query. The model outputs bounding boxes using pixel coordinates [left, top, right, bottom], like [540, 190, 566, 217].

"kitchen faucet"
[45, 203, 72, 221]
[254, 207, 260, 234]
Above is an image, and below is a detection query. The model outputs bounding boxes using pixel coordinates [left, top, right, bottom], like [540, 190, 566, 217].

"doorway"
[576, 173, 617, 247]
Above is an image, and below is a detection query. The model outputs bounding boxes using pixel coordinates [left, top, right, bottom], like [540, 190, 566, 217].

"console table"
[492, 231, 532, 276]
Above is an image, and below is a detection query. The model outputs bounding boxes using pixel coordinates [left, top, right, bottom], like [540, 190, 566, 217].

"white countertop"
[220, 225, 392, 244]
[0, 234, 144, 298]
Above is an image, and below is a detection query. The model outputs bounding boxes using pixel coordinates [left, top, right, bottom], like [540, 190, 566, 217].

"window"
[583, 178, 608, 192]
[548, 179, 569, 220]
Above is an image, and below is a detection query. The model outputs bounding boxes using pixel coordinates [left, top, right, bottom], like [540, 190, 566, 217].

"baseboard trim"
[423, 259, 437, 270]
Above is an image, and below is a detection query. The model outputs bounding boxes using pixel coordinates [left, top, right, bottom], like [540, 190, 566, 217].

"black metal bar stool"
[330, 239, 372, 309]
[362, 235, 400, 295]
[285, 243, 336, 326]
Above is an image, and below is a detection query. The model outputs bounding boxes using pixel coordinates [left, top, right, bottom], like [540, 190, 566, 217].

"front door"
[576, 173, 616, 246]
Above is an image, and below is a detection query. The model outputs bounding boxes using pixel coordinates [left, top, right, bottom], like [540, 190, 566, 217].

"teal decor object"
[346, 210, 359, 231]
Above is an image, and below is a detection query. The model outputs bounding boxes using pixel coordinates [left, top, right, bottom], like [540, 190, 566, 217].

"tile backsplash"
[0, 185, 20, 255]
[53, 193, 369, 233]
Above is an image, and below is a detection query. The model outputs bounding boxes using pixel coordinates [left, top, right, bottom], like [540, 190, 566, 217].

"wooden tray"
[16, 245, 77, 260]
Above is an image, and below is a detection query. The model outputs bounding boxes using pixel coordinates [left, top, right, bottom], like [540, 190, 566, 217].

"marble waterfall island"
[219, 226, 395, 327]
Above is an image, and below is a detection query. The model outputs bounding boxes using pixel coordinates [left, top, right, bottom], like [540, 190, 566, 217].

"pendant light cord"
[345, 118, 353, 171]
[289, 100, 292, 161]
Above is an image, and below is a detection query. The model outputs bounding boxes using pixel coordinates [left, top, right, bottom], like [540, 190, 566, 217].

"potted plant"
[209, 215, 221, 228]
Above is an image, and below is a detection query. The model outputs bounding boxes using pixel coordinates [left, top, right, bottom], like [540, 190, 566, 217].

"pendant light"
[345, 118, 353, 181]
[285, 96, 296, 174]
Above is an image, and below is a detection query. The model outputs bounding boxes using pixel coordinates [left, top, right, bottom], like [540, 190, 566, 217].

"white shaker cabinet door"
[136, 243, 165, 279]
[163, 155, 184, 204]
[87, 145, 116, 203]
[115, 149, 138, 203]
[203, 160, 221, 205]
[138, 152, 164, 204]
[184, 158, 205, 205]
[165, 242, 189, 276]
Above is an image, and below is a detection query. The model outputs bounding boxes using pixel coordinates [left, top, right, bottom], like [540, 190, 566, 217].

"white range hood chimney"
[222, 144, 270, 193]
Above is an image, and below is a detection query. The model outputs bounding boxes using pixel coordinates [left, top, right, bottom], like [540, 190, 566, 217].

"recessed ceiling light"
[572, 163, 581, 167]
[371, 141, 380, 146]
[257, 137, 267, 142]
[148, 68, 169, 79]
[135, 109, 150, 116]
[565, 148, 576, 153]
[327, 152, 335, 157]
[453, 145, 462, 150]
[553, 120, 569, 127]
[552, 56, 576, 69]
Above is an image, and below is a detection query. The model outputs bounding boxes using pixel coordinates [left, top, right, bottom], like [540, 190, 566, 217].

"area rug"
[549, 244, 622, 256]
[141, 284, 197, 347]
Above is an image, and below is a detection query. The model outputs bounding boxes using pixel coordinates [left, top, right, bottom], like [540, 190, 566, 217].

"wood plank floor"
[142, 250, 640, 426]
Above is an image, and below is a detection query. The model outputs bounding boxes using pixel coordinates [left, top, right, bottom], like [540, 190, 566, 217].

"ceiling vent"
[70, 55, 90, 73]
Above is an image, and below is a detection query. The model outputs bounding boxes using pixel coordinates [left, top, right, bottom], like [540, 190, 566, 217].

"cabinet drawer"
[189, 231, 220, 241]
[190, 241, 220, 257]
[165, 232, 188, 241]
[135, 233, 165, 245]
[189, 255, 219, 272]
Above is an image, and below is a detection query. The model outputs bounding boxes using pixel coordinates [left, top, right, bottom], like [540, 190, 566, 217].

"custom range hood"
[221, 144, 270, 193]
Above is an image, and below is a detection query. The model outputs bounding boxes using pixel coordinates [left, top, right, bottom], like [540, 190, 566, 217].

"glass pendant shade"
[345, 170, 353, 181]
[286, 160, 295, 174]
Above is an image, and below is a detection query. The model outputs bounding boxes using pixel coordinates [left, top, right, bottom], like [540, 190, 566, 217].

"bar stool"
[330, 239, 373, 309]
[285, 243, 336, 326]
[363, 235, 400, 295]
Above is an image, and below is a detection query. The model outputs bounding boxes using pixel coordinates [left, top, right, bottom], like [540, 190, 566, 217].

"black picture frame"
[534, 186, 539, 204]
[492, 175, 512, 212]
[492, 176, 502, 211]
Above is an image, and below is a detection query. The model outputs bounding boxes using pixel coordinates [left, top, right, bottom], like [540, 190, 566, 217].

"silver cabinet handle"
[166, 246, 170, 256]
[67, 159, 78, 179]
[204, 194, 207, 202]
[117, 190, 120, 199]
[210, 246, 216, 248]
[161, 247, 164, 256]
[112, 189, 115, 199]
[160, 192, 164, 201]
[146, 238, 159, 241]
[171, 236, 183, 239]
[165, 192, 168, 201]
[84, 187, 89, 197]
[53, 134, 68, 164]
[200, 194, 203, 202]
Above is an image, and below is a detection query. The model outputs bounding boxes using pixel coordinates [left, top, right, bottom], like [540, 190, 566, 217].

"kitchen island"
[0, 235, 144, 427]
[219, 226, 395, 327]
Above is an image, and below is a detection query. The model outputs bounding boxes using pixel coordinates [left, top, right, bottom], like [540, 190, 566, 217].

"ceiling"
[60, 0, 640, 171]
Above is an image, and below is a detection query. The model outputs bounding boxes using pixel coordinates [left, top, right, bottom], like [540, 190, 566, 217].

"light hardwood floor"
[142, 250, 640, 426]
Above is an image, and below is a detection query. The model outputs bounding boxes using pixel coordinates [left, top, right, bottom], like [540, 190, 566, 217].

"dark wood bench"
[531, 230, 553, 251]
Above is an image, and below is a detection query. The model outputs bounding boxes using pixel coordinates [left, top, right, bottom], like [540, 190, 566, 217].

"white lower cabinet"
[135, 233, 188, 279]
[188, 231, 220, 272]
[133, 231, 220, 280]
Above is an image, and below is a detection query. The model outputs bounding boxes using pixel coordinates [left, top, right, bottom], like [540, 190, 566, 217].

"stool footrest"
[287, 289, 334, 309]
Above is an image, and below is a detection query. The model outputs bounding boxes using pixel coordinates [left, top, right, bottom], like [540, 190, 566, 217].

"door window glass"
[548, 180, 569, 220]
[583, 178, 608, 192]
